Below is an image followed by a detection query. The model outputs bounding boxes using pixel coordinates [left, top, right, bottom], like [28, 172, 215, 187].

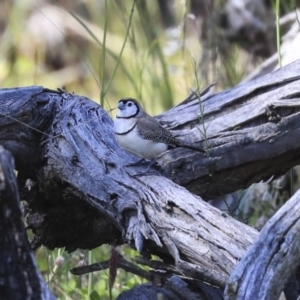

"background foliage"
[0, 0, 257, 115]
[0, 0, 298, 299]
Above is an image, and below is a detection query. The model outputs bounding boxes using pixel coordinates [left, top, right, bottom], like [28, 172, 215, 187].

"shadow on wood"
[0, 146, 55, 300]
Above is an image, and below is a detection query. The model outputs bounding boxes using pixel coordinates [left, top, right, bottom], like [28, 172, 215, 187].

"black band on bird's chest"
[115, 123, 137, 135]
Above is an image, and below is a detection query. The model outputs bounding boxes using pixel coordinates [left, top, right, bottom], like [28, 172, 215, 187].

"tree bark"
[157, 59, 300, 198]
[0, 146, 55, 300]
[225, 188, 300, 300]
[0, 85, 257, 288]
[0, 60, 300, 295]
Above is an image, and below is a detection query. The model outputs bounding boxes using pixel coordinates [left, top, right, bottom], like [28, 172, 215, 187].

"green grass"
[33, 243, 145, 300]
[0, 1, 247, 115]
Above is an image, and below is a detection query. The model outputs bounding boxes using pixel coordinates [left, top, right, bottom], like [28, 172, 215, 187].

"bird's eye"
[128, 103, 132, 107]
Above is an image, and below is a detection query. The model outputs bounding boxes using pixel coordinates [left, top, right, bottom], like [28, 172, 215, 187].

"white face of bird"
[116, 99, 140, 118]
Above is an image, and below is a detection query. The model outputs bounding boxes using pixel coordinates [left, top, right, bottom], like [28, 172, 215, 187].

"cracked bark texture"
[157, 60, 300, 198]
[0, 147, 55, 300]
[225, 187, 300, 300]
[0, 60, 300, 297]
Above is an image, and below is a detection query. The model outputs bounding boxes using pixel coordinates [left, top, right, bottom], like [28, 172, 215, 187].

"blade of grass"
[87, 250, 93, 300]
[70, 9, 140, 98]
[103, 0, 137, 97]
[100, 0, 108, 107]
[136, 0, 174, 109]
[275, 0, 282, 68]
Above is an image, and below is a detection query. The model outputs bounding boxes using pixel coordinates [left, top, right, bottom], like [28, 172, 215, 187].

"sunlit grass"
[0, 1, 247, 115]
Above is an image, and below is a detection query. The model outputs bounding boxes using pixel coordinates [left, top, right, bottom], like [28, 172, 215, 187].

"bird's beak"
[118, 102, 125, 110]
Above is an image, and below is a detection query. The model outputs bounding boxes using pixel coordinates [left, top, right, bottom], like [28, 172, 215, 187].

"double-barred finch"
[114, 98, 204, 159]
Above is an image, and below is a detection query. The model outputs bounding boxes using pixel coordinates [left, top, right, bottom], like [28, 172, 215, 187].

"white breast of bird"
[114, 117, 167, 159]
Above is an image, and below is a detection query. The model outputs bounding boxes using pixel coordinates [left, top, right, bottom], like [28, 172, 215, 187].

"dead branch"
[0, 61, 300, 295]
[0, 146, 55, 300]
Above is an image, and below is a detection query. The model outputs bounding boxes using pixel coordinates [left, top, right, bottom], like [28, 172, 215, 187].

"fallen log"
[1, 60, 300, 298]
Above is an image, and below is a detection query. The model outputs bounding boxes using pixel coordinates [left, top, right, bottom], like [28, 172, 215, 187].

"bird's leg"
[126, 157, 165, 177]
[144, 158, 157, 173]
[125, 156, 155, 168]
[126, 158, 149, 167]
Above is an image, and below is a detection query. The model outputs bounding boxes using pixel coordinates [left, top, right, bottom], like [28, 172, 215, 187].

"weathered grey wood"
[116, 282, 180, 300]
[1, 60, 300, 294]
[0, 85, 257, 289]
[224, 188, 300, 300]
[157, 60, 300, 197]
[0, 146, 55, 300]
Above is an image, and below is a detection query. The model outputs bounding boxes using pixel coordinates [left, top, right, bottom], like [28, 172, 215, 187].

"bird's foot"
[126, 158, 165, 177]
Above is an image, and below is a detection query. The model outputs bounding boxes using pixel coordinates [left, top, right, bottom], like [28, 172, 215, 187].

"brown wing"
[136, 116, 180, 145]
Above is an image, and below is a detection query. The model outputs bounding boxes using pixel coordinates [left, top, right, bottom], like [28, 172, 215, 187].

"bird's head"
[116, 98, 142, 118]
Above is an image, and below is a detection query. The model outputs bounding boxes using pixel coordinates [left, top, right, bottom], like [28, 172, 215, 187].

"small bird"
[114, 98, 204, 159]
